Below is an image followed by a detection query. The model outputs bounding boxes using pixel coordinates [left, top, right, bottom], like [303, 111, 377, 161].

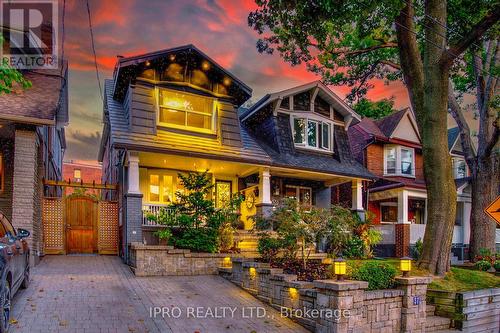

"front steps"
[426, 304, 455, 332]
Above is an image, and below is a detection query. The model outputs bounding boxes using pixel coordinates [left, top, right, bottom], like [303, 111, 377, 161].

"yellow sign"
[484, 195, 500, 225]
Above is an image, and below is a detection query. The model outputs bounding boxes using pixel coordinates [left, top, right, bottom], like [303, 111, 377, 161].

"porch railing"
[142, 203, 176, 226]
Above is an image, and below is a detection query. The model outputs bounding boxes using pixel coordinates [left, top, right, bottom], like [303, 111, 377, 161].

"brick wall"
[11, 129, 39, 265]
[129, 243, 238, 276]
[366, 144, 384, 177]
[222, 259, 431, 333]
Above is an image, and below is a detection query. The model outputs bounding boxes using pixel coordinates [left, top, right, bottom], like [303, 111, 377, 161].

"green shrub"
[475, 260, 492, 271]
[173, 228, 218, 253]
[258, 235, 282, 262]
[343, 236, 364, 259]
[350, 262, 397, 290]
[494, 261, 500, 271]
[414, 238, 423, 260]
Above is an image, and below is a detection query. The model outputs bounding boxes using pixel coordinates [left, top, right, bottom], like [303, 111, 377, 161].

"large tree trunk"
[469, 155, 500, 258]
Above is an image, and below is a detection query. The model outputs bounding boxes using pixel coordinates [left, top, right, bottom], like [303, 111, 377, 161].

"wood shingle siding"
[129, 85, 157, 135]
[219, 102, 242, 148]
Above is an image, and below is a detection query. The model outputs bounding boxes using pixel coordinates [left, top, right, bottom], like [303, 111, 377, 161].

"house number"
[413, 296, 421, 305]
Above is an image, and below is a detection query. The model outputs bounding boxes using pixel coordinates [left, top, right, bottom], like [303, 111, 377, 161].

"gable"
[392, 113, 420, 143]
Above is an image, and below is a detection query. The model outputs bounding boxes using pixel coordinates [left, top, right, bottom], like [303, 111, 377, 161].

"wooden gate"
[42, 196, 119, 255]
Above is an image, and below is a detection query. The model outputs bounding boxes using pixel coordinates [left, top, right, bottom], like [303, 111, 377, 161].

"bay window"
[158, 89, 216, 134]
[292, 116, 332, 151]
[384, 145, 415, 176]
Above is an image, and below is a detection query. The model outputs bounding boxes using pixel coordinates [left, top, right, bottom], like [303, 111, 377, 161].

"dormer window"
[384, 145, 415, 177]
[158, 89, 216, 134]
[292, 116, 332, 151]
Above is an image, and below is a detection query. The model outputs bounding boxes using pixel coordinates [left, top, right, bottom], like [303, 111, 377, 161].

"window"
[292, 116, 332, 151]
[285, 185, 312, 206]
[74, 169, 81, 181]
[215, 180, 232, 208]
[453, 158, 467, 179]
[384, 145, 415, 176]
[455, 202, 463, 226]
[158, 90, 216, 134]
[149, 174, 160, 202]
[0, 153, 3, 193]
[381, 203, 398, 223]
[401, 149, 413, 175]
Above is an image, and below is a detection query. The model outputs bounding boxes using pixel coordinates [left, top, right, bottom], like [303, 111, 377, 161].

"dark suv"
[0, 211, 30, 333]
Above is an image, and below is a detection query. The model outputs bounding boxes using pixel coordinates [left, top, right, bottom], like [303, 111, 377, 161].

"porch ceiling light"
[334, 257, 346, 281]
[400, 257, 412, 277]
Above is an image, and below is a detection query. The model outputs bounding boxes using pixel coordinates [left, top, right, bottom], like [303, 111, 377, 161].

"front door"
[66, 196, 97, 253]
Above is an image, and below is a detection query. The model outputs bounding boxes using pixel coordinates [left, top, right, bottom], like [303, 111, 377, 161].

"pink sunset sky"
[63, 0, 467, 162]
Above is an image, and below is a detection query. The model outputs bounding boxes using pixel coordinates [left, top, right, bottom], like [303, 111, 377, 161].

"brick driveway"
[11, 255, 307, 333]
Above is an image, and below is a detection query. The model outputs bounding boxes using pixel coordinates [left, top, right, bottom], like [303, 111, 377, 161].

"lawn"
[346, 258, 500, 292]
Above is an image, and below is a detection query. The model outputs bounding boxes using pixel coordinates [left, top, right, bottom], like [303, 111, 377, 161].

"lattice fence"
[98, 201, 119, 254]
[42, 198, 65, 254]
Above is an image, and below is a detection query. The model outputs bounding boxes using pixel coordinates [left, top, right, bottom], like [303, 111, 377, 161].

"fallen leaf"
[9, 319, 18, 325]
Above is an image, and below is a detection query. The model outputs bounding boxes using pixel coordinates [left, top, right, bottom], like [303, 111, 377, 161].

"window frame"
[453, 157, 467, 179]
[285, 185, 312, 207]
[380, 202, 398, 224]
[157, 89, 217, 135]
[291, 114, 333, 152]
[383, 145, 415, 177]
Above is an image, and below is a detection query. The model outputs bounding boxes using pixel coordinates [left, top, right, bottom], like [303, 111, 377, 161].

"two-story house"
[98, 45, 375, 260]
[348, 109, 472, 261]
[0, 66, 68, 265]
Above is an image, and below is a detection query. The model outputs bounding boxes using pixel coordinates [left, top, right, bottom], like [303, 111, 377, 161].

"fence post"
[396, 277, 432, 332]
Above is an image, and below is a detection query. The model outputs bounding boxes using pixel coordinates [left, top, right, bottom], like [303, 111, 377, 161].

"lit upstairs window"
[159, 89, 216, 134]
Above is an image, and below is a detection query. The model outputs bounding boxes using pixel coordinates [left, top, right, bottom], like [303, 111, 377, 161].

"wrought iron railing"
[142, 203, 177, 226]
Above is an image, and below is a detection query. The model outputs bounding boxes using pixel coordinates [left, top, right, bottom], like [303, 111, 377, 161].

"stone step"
[426, 304, 436, 316]
[426, 315, 451, 331]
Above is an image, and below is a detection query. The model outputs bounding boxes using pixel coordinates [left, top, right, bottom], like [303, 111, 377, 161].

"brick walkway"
[11, 255, 307, 333]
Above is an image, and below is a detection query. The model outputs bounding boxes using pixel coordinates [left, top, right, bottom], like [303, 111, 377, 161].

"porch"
[124, 151, 366, 247]
[370, 186, 471, 260]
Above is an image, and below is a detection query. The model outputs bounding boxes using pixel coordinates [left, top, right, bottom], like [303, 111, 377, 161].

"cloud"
[65, 129, 102, 161]
[64, 0, 410, 161]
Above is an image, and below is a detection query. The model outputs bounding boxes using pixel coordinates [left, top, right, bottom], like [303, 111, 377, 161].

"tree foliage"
[249, 0, 499, 275]
[0, 36, 31, 93]
[353, 98, 396, 119]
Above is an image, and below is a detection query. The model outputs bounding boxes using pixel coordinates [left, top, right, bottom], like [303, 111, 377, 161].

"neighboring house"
[62, 161, 102, 195]
[348, 110, 472, 260]
[98, 45, 374, 261]
[0, 66, 68, 265]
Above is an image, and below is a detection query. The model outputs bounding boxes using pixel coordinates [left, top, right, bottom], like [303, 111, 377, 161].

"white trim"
[390, 109, 421, 141]
[157, 88, 217, 135]
[383, 145, 415, 177]
[290, 113, 334, 152]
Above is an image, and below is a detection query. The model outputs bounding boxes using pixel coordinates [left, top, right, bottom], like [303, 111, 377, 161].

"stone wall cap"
[257, 268, 283, 274]
[270, 274, 297, 282]
[285, 280, 314, 289]
[130, 243, 174, 250]
[218, 267, 232, 273]
[313, 279, 369, 291]
[395, 276, 432, 285]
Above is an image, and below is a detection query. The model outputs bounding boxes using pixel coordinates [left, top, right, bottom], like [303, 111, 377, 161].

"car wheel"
[0, 281, 11, 333]
[20, 261, 30, 290]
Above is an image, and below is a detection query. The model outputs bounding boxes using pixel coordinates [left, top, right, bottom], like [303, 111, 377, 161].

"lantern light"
[334, 257, 346, 281]
[289, 287, 298, 299]
[223, 77, 231, 86]
[145, 60, 151, 67]
[400, 257, 412, 277]
[169, 54, 176, 61]
[223, 256, 231, 268]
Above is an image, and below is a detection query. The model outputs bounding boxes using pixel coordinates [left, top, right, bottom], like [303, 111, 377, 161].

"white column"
[351, 179, 363, 211]
[462, 201, 472, 245]
[259, 168, 271, 204]
[127, 152, 141, 194]
[398, 190, 409, 224]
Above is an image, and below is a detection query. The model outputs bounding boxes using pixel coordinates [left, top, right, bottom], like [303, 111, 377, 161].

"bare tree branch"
[380, 60, 401, 70]
[440, 4, 500, 67]
[447, 84, 478, 171]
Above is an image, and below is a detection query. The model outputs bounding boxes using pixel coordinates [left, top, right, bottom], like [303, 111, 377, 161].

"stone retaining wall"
[427, 288, 500, 332]
[221, 258, 431, 333]
[129, 243, 235, 276]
